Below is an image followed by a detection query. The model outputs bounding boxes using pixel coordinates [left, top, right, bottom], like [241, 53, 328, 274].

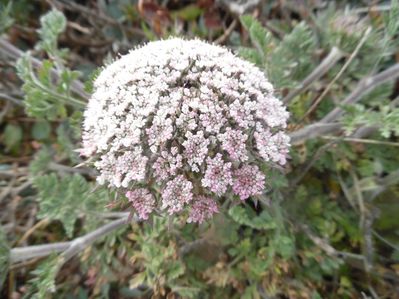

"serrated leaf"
[311, 291, 323, 299]
[59, 69, 81, 95]
[33, 173, 107, 238]
[56, 123, 80, 163]
[385, 0, 399, 37]
[84, 68, 101, 94]
[238, 47, 263, 66]
[37, 9, 66, 56]
[166, 260, 185, 281]
[268, 22, 316, 88]
[17, 55, 65, 120]
[0, 226, 10, 289]
[249, 19, 271, 54]
[69, 110, 83, 138]
[27, 255, 58, 299]
[0, 2, 14, 34]
[119, 287, 145, 298]
[242, 285, 259, 299]
[240, 15, 273, 63]
[17, 9, 84, 121]
[17, 54, 84, 120]
[272, 235, 295, 259]
[240, 15, 256, 32]
[29, 147, 52, 175]
[228, 205, 277, 230]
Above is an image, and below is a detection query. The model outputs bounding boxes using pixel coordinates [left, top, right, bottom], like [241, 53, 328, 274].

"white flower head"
[81, 38, 290, 222]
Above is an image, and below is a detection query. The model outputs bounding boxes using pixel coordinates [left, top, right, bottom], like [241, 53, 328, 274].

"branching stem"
[0, 37, 89, 100]
[301, 27, 371, 119]
[10, 215, 130, 264]
[283, 47, 343, 104]
[321, 63, 399, 123]
[290, 63, 399, 144]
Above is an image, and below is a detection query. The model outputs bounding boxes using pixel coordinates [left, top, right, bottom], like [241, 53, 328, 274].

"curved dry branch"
[10, 215, 130, 264]
[283, 47, 344, 104]
[321, 63, 399, 123]
[289, 123, 342, 145]
[290, 63, 399, 145]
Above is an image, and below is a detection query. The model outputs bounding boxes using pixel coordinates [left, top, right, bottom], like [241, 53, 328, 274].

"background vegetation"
[1, 0, 399, 298]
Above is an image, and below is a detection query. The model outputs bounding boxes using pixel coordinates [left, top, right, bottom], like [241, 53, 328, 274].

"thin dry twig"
[15, 219, 51, 246]
[301, 27, 371, 119]
[350, 170, 366, 230]
[48, 162, 96, 176]
[352, 126, 378, 138]
[283, 47, 344, 104]
[321, 63, 399, 123]
[54, 0, 145, 38]
[299, 223, 366, 262]
[0, 178, 16, 203]
[57, 216, 129, 265]
[214, 19, 238, 45]
[321, 136, 399, 146]
[289, 123, 342, 145]
[10, 214, 131, 264]
[290, 63, 399, 145]
[0, 92, 24, 106]
[0, 99, 11, 123]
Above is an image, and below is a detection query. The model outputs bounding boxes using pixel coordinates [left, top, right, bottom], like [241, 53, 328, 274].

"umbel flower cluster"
[81, 38, 290, 223]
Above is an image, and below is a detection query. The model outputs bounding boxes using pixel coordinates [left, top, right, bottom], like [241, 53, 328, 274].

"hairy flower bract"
[81, 38, 290, 222]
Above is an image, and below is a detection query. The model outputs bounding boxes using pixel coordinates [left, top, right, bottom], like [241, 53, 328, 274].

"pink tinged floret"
[218, 127, 248, 162]
[188, 196, 219, 224]
[146, 116, 173, 153]
[229, 99, 256, 129]
[94, 148, 148, 188]
[161, 175, 193, 214]
[176, 106, 198, 131]
[256, 95, 289, 128]
[153, 147, 183, 180]
[254, 124, 290, 166]
[199, 101, 226, 134]
[183, 131, 210, 172]
[201, 153, 233, 196]
[126, 188, 155, 220]
[232, 165, 265, 200]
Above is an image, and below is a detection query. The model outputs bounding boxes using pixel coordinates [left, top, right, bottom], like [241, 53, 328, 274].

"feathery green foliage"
[36, 9, 67, 58]
[24, 255, 58, 299]
[0, 2, 13, 34]
[228, 205, 277, 230]
[16, 9, 84, 120]
[29, 147, 52, 175]
[16, 55, 84, 120]
[239, 16, 317, 88]
[33, 173, 107, 238]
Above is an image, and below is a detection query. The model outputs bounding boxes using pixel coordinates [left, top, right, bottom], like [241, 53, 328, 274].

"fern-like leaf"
[33, 173, 107, 238]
